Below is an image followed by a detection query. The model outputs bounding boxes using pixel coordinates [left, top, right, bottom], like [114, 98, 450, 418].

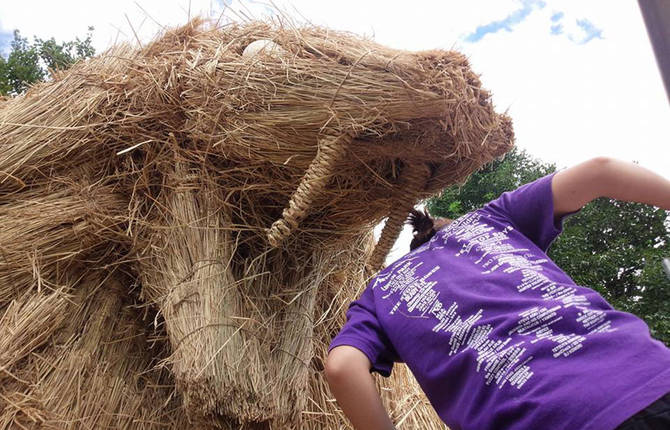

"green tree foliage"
[427, 148, 670, 345]
[428, 148, 556, 219]
[0, 27, 95, 96]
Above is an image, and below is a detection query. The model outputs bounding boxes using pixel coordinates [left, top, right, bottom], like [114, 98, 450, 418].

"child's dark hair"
[407, 209, 437, 251]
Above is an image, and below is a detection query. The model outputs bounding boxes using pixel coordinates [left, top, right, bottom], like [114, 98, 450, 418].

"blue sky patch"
[464, 0, 546, 43]
[575, 18, 603, 44]
[550, 24, 563, 35]
[0, 29, 13, 58]
[550, 12, 564, 22]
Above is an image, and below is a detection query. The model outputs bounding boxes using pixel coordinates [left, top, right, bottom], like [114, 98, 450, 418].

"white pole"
[662, 258, 670, 280]
[638, 0, 670, 104]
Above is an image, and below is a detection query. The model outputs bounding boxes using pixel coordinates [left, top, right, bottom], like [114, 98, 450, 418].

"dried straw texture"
[173, 20, 514, 256]
[0, 17, 513, 428]
[139, 163, 272, 422]
[0, 271, 190, 429]
[0, 181, 127, 303]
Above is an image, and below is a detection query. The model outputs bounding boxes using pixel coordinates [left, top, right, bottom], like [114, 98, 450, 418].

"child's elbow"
[586, 156, 615, 196]
[325, 348, 348, 385]
[325, 345, 369, 386]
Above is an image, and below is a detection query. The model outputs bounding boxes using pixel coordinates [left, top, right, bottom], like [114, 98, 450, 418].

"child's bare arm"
[552, 157, 670, 216]
[325, 345, 396, 430]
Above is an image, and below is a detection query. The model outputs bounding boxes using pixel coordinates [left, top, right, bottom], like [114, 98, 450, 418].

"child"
[326, 157, 670, 430]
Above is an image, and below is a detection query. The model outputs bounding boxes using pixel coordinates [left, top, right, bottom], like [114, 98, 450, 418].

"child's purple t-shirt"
[329, 174, 670, 430]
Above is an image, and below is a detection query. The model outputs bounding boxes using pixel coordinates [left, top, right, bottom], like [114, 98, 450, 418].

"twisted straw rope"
[267, 133, 352, 248]
[367, 163, 432, 272]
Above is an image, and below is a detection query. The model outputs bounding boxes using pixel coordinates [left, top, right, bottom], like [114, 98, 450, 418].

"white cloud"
[0, 1, 222, 53]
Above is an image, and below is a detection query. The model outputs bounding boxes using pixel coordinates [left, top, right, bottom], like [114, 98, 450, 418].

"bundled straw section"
[0, 271, 191, 429]
[0, 17, 514, 429]
[138, 162, 273, 422]
[0, 180, 127, 301]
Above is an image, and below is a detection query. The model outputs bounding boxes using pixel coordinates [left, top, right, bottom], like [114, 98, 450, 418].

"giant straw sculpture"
[0, 18, 513, 429]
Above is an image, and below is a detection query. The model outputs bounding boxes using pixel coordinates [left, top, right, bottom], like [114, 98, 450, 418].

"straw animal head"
[167, 20, 514, 253]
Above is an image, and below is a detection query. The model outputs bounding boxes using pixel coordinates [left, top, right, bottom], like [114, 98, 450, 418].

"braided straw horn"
[367, 163, 432, 272]
[267, 133, 352, 247]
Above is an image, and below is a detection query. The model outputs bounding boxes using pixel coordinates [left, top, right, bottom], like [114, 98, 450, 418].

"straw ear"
[267, 132, 352, 247]
[367, 163, 431, 272]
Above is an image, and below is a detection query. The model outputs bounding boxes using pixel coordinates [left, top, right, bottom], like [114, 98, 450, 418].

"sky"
[1, 0, 668, 262]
